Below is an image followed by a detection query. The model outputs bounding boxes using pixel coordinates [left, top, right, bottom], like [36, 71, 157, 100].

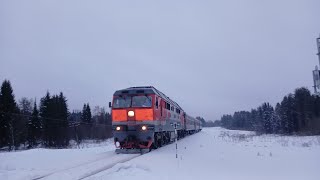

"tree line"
[196, 116, 217, 127]
[0, 80, 112, 151]
[215, 87, 320, 135]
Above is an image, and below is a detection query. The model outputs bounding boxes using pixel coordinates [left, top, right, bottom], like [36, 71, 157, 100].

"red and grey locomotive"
[109, 86, 202, 153]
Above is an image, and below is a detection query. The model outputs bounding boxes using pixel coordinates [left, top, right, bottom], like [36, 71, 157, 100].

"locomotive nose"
[112, 108, 153, 122]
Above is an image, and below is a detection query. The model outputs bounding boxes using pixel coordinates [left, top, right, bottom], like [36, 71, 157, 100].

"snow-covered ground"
[1, 127, 319, 180]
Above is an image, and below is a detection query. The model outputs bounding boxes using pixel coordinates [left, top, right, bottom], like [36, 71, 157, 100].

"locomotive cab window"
[113, 96, 131, 108]
[132, 96, 152, 108]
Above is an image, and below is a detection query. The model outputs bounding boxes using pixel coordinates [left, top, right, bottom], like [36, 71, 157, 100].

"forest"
[0, 80, 112, 151]
[215, 87, 320, 135]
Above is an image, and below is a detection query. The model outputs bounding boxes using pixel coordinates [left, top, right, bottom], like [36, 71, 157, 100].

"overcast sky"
[1, 0, 320, 120]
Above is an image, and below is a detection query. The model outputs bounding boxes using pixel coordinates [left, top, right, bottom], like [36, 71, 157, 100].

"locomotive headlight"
[128, 111, 134, 117]
[116, 126, 121, 131]
[141, 125, 147, 131]
[115, 141, 120, 147]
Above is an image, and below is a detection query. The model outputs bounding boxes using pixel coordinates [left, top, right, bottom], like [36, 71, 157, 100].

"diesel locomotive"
[109, 86, 202, 154]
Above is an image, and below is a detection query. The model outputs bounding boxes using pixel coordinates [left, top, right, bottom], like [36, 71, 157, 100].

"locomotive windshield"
[113, 96, 131, 108]
[113, 95, 152, 108]
[132, 96, 152, 107]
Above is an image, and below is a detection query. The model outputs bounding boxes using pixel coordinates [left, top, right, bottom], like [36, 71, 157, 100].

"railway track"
[31, 152, 141, 180]
[78, 155, 140, 180]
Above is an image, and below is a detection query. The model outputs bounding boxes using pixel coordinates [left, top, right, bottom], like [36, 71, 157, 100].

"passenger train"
[109, 86, 202, 153]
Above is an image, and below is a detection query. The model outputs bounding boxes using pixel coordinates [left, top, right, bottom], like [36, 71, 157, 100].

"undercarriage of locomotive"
[115, 136, 153, 149]
[114, 130, 195, 154]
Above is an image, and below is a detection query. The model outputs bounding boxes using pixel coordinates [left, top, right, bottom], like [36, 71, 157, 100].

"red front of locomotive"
[111, 89, 165, 150]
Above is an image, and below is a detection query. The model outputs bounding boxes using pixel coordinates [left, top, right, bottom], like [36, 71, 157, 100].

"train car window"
[166, 103, 170, 110]
[155, 97, 159, 109]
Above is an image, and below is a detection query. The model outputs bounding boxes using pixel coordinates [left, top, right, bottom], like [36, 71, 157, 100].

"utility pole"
[317, 34, 320, 67]
[312, 34, 320, 95]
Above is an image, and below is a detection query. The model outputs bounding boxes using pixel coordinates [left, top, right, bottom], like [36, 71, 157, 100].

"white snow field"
[1, 127, 320, 180]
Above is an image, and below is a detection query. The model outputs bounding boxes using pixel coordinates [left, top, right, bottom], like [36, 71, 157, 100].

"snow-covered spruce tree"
[86, 103, 92, 124]
[287, 94, 297, 134]
[261, 102, 274, 134]
[220, 114, 233, 129]
[0, 80, 18, 150]
[81, 103, 92, 124]
[293, 88, 313, 133]
[81, 103, 87, 123]
[254, 106, 264, 133]
[40, 92, 51, 147]
[40, 92, 69, 147]
[49, 94, 59, 147]
[15, 97, 33, 149]
[28, 101, 41, 147]
[232, 111, 243, 129]
[57, 92, 69, 147]
[249, 109, 258, 131]
[279, 96, 289, 134]
[80, 103, 92, 139]
[273, 103, 282, 134]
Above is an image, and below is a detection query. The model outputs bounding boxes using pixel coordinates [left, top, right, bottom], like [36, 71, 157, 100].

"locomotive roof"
[113, 86, 183, 111]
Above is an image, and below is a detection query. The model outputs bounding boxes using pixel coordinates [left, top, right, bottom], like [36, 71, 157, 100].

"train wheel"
[158, 133, 164, 147]
[151, 142, 158, 149]
[152, 133, 159, 149]
[164, 132, 170, 144]
[156, 133, 163, 148]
